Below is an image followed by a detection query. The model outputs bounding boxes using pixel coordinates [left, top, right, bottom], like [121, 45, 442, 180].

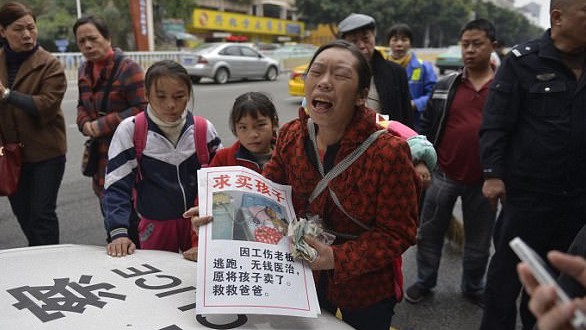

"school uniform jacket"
[210, 141, 265, 173]
[102, 112, 222, 240]
[263, 106, 420, 309]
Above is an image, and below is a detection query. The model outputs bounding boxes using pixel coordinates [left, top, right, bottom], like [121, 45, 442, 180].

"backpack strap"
[133, 111, 148, 182]
[134, 113, 209, 174]
[193, 116, 209, 168]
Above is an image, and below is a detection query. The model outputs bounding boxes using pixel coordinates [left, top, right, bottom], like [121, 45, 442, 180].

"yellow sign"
[192, 9, 304, 36]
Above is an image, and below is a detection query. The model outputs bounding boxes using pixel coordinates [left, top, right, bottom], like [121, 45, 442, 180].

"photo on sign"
[211, 191, 289, 245]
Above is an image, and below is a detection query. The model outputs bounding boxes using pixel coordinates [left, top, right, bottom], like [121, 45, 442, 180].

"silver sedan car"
[180, 43, 280, 84]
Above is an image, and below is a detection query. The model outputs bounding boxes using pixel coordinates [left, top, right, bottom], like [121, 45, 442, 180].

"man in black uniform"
[479, 1, 586, 329]
[338, 13, 413, 128]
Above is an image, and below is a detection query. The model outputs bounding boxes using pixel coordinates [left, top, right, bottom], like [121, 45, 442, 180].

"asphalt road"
[0, 74, 514, 329]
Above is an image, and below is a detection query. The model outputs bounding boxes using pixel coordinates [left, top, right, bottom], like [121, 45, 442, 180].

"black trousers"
[317, 271, 396, 330]
[481, 189, 586, 330]
[9, 156, 65, 246]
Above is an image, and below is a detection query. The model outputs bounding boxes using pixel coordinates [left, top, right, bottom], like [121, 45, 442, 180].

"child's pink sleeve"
[387, 120, 417, 140]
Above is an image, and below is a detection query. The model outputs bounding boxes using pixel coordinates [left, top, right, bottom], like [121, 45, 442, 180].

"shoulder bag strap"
[307, 119, 386, 231]
[98, 53, 123, 115]
[133, 111, 147, 181]
[193, 116, 209, 168]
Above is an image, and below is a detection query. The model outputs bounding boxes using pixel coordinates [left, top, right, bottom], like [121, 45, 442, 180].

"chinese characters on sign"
[196, 166, 320, 317]
[193, 9, 304, 37]
[210, 247, 297, 299]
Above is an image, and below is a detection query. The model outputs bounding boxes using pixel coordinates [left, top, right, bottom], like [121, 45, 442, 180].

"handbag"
[81, 138, 100, 177]
[80, 53, 122, 177]
[0, 114, 23, 196]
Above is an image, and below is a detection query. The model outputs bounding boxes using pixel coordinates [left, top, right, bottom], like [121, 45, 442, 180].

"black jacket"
[479, 30, 586, 194]
[419, 71, 461, 145]
[371, 50, 414, 128]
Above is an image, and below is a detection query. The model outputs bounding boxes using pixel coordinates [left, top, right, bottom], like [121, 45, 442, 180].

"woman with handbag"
[73, 15, 147, 246]
[0, 1, 67, 246]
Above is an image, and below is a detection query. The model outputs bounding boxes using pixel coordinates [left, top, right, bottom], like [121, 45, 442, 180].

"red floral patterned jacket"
[263, 106, 420, 309]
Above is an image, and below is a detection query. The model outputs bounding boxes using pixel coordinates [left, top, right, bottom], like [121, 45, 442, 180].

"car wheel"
[190, 76, 201, 84]
[265, 66, 278, 81]
[214, 68, 229, 84]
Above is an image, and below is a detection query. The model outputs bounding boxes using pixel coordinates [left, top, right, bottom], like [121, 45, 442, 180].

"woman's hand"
[183, 206, 213, 231]
[107, 237, 136, 257]
[83, 121, 98, 137]
[303, 236, 334, 270]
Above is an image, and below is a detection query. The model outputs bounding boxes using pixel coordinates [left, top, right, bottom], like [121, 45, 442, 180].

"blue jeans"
[8, 156, 65, 246]
[415, 169, 496, 294]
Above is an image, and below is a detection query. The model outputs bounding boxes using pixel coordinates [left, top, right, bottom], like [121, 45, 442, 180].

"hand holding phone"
[510, 237, 586, 329]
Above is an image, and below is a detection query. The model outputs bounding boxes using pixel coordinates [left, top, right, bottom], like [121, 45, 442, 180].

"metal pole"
[76, 0, 82, 18]
[146, 0, 155, 51]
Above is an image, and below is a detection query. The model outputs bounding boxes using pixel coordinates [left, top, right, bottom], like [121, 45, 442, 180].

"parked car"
[435, 45, 463, 75]
[269, 44, 317, 57]
[180, 43, 279, 84]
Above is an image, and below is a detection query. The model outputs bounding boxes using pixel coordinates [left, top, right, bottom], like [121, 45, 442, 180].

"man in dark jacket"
[479, 1, 586, 328]
[338, 13, 413, 128]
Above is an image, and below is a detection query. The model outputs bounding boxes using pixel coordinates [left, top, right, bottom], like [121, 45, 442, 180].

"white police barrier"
[0, 244, 351, 330]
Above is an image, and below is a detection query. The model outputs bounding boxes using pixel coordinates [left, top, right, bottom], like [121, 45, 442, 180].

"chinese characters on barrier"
[7, 263, 201, 329]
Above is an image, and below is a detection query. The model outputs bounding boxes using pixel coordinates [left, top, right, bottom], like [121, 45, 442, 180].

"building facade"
[188, 0, 304, 43]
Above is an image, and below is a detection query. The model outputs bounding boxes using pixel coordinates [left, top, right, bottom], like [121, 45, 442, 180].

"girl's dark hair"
[73, 15, 110, 39]
[306, 39, 371, 94]
[145, 60, 192, 97]
[0, 1, 35, 28]
[387, 23, 413, 43]
[230, 92, 279, 135]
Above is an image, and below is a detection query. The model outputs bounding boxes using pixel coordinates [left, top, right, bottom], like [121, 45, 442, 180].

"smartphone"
[510, 237, 586, 329]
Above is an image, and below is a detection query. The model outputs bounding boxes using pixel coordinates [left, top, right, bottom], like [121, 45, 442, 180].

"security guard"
[479, 1, 586, 329]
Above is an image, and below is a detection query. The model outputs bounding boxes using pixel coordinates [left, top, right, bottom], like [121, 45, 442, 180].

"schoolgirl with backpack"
[102, 60, 222, 257]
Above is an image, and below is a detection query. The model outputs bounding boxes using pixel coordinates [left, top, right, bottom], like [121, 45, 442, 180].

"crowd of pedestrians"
[1, 1, 586, 329]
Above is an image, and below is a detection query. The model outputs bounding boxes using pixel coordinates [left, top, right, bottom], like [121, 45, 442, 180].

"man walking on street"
[404, 18, 498, 308]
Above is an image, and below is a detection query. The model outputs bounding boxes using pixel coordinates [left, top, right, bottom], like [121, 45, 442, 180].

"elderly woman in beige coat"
[0, 1, 67, 246]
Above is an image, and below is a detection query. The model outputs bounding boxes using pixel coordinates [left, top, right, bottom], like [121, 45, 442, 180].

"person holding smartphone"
[518, 252, 586, 330]
[516, 226, 586, 330]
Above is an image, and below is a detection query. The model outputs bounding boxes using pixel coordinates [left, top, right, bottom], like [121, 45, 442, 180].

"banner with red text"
[196, 166, 319, 317]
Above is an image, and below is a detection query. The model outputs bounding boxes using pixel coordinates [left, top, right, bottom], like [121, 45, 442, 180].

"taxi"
[288, 63, 307, 97]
